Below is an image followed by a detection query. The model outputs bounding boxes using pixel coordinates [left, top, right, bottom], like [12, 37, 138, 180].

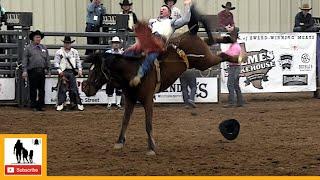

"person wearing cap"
[22, 30, 50, 111]
[85, 0, 106, 55]
[105, 36, 124, 110]
[164, 0, 181, 20]
[218, 2, 239, 33]
[119, 0, 138, 31]
[54, 36, 84, 111]
[293, 4, 319, 32]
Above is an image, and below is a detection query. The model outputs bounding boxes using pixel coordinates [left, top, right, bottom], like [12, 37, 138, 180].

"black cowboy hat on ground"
[61, 36, 75, 44]
[222, 2, 236, 10]
[120, 0, 133, 6]
[219, 119, 240, 141]
[29, 30, 44, 40]
[164, 0, 177, 5]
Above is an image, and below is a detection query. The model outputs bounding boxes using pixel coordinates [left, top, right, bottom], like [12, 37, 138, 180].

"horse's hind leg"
[114, 95, 136, 150]
[143, 99, 156, 156]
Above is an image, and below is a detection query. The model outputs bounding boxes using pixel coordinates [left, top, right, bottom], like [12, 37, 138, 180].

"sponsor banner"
[154, 78, 218, 103]
[1, 135, 47, 176]
[221, 33, 317, 93]
[45, 78, 109, 105]
[0, 78, 15, 100]
[45, 77, 218, 104]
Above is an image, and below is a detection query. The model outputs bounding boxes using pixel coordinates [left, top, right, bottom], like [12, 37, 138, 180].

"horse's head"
[82, 53, 110, 96]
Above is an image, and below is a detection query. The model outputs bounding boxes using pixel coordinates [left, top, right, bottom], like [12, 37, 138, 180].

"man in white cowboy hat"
[293, 3, 319, 32]
[218, 2, 239, 33]
[119, 0, 138, 31]
[54, 36, 84, 111]
[105, 36, 124, 110]
[164, 0, 181, 20]
[22, 30, 50, 112]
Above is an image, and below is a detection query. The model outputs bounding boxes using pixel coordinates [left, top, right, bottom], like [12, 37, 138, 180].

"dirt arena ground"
[0, 93, 320, 176]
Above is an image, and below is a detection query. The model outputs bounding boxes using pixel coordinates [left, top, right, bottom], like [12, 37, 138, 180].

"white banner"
[0, 78, 15, 100]
[220, 33, 317, 93]
[45, 77, 219, 104]
[154, 78, 218, 103]
[45, 78, 108, 105]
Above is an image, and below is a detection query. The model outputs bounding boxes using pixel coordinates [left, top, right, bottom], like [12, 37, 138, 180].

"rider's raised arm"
[171, 0, 191, 29]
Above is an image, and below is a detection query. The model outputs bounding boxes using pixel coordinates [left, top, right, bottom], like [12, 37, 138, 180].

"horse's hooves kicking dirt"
[146, 150, 156, 156]
[113, 143, 124, 150]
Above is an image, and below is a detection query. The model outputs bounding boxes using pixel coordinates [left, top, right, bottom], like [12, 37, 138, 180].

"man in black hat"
[164, 0, 181, 20]
[54, 36, 84, 111]
[22, 30, 50, 111]
[218, 2, 239, 33]
[119, 0, 138, 31]
[85, 0, 106, 55]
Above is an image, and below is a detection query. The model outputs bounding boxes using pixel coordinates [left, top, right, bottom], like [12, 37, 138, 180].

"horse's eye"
[90, 64, 95, 71]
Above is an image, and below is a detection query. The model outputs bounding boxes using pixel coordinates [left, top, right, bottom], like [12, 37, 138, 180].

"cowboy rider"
[126, 0, 192, 87]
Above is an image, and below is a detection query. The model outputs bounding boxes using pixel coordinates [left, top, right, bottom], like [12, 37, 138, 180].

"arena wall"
[1, 0, 320, 44]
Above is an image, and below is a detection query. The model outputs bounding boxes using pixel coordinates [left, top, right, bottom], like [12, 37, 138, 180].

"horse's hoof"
[114, 143, 124, 150]
[146, 150, 156, 156]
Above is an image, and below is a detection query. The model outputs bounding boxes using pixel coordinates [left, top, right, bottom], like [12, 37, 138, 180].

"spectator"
[85, 0, 106, 55]
[218, 2, 239, 33]
[293, 4, 319, 32]
[105, 36, 124, 110]
[223, 32, 244, 108]
[164, 0, 181, 20]
[54, 36, 84, 111]
[119, 0, 138, 31]
[180, 69, 197, 108]
[22, 30, 50, 112]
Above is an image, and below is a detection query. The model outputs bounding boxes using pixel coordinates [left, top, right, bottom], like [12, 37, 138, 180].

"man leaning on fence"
[85, 0, 106, 55]
[22, 30, 50, 112]
[54, 36, 84, 112]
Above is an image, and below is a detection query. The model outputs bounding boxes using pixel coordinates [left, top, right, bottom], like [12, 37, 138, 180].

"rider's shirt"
[148, 5, 191, 40]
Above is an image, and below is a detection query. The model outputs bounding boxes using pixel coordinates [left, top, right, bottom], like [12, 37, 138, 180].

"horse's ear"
[85, 53, 103, 64]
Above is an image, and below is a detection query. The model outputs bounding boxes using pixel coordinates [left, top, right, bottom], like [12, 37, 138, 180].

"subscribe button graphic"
[5, 165, 41, 175]
[2, 135, 46, 176]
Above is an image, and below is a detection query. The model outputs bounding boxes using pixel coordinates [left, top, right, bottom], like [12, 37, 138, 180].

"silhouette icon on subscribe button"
[13, 139, 34, 164]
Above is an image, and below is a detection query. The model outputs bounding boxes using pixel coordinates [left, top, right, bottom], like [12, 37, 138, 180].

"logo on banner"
[4, 138, 43, 176]
[278, 55, 293, 70]
[299, 53, 312, 71]
[283, 74, 308, 86]
[241, 49, 276, 89]
[155, 82, 208, 100]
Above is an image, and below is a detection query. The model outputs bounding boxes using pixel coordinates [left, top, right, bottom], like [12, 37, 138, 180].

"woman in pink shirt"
[223, 33, 245, 108]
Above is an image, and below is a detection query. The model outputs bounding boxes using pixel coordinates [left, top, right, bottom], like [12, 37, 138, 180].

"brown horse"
[82, 32, 238, 156]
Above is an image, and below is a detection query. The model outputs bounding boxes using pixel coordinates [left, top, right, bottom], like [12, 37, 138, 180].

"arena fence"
[0, 28, 318, 106]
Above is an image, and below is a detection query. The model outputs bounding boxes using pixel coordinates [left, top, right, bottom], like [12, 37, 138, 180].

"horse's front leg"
[143, 99, 156, 156]
[114, 95, 136, 150]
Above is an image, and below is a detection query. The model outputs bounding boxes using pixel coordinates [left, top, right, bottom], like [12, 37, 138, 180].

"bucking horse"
[82, 6, 239, 156]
